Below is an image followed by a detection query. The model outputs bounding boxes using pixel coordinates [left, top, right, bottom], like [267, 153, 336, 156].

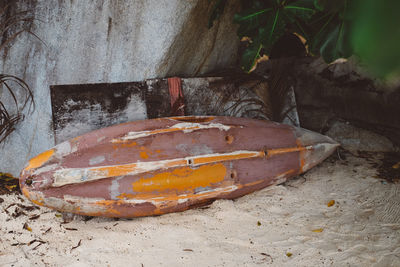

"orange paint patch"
[169, 116, 215, 123]
[96, 163, 140, 177]
[21, 186, 31, 200]
[25, 149, 54, 170]
[132, 164, 227, 193]
[140, 151, 149, 159]
[112, 141, 137, 150]
[267, 145, 308, 158]
[140, 146, 154, 159]
[117, 182, 237, 210]
[93, 200, 122, 215]
[92, 158, 184, 178]
[54, 150, 267, 187]
[92, 158, 183, 178]
[21, 187, 44, 206]
[296, 139, 306, 172]
[193, 151, 264, 165]
[120, 141, 137, 148]
[165, 159, 187, 168]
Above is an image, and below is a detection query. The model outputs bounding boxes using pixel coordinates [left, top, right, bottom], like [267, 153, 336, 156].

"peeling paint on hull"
[20, 116, 339, 218]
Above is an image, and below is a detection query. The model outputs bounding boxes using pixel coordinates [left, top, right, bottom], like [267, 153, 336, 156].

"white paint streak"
[110, 176, 124, 200]
[89, 155, 106, 166]
[176, 122, 231, 133]
[97, 136, 106, 143]
[112, 122, 233, 142]
[63, 195, 105, 203]
[178, 198, 188, 204]
[55, 141, 72, 156]
[23, 191, 109, 215]
[52, 150, 263, 187]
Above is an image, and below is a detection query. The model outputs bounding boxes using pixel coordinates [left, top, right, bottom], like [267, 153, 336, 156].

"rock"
[326, 121, 395, 152]
[294, 57, 400, 148]
[0, 0, 240, 175]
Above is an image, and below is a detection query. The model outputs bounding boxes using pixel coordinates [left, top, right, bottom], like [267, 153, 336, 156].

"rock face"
[326, 121, 395, 152]
[0, 0, 240, 175]
[293, 57, 400, 149]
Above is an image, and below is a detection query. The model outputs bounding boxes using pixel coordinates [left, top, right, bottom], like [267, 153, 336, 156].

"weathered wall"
[0, 0, 240, 175]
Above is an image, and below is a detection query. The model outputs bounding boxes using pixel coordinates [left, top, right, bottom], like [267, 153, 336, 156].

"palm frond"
[0, 5, 37, 144]
[0, 101, 23, 144]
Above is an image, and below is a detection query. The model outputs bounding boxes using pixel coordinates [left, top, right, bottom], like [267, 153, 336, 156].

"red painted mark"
[168, 77, 185, 116]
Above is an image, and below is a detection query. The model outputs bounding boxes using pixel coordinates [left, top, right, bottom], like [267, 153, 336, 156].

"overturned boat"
[20, 116, 339, 218]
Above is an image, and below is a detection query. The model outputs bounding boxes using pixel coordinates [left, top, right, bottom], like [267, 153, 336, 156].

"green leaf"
[259, 9, 287, 54]
[313, 0, 324, 11]
[241, 40, 262, 72]
[290, 18, 309, 40]
[320, 20, 352, 63]
[313, 0, 345, 13]
[234, 8, 272, 23]
[234, 7, 272, 39]
[308, 12, 337, 55]
[351, 0, 400, 77]
[284, 0, 315, 21]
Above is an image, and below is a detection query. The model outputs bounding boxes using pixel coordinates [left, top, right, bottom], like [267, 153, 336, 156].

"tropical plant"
[209, 0, 400, 77]
[0, 4, 36, 143]
[351, 0, 400, 78]
[0, 75, 33, 143]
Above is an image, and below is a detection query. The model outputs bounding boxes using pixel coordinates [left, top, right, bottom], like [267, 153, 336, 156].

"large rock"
[294, 57, 400, 149]
[326, 121, 395, 152]
[0, 0, 240, 175]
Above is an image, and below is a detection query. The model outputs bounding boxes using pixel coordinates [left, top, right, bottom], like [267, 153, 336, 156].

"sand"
[1, 152, 399, 267]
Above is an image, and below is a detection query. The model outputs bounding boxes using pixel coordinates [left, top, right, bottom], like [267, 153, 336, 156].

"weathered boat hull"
[20, 116, 338, 218]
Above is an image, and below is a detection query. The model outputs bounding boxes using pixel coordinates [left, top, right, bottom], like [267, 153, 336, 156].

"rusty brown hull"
[20, 116, 338, 218]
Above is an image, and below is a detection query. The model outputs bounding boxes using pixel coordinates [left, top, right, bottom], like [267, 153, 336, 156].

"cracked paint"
[51, 150, 265, 187]
[112, 122, 233, 142]
[131, 163, 227, 193]
[19, 116, 339, 218]
[25, 149, 54, 170]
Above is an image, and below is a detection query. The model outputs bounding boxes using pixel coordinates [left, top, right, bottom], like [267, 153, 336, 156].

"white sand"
[1, 153, 399, 267]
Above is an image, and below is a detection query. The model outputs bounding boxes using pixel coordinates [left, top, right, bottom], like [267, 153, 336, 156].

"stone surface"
[294, 57, 400, 148]
[326, 121, 395, 152]
[0, 0, 240, 175]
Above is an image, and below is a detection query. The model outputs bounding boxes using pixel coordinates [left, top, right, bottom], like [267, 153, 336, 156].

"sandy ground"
[1, 152, 399, 267]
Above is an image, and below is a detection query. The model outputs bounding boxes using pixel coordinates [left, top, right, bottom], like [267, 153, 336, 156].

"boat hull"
[20, 116, 338, 218]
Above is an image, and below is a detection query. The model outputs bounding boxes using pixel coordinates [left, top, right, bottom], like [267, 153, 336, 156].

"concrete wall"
[0, 0, 240, 175]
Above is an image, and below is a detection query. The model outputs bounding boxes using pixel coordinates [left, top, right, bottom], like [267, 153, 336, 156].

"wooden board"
[50, 76, 299, 143]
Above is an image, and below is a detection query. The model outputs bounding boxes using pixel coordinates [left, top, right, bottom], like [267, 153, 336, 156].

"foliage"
[233, 0, 316, 71]
[209, 0, 400, 77]
[0, 4, 36, 144]
[350, 0, 400, 77]
[0, 75, 34, 143]
[307, 0, 354, 63]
